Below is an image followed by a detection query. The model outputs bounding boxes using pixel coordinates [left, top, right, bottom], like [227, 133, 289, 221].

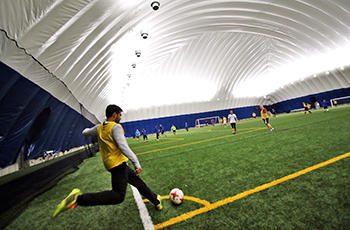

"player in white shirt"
[228, 110, 239, 134]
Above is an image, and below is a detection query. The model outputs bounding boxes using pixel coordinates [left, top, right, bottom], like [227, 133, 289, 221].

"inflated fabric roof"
[1, 0, 350, 122]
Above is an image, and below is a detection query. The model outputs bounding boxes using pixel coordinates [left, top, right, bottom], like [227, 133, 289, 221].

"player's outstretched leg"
[52, 189, 82, 218]
[128, 168, 162, 211]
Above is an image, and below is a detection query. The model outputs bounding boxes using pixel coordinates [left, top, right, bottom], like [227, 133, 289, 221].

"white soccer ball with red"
[169, 188, 184, 205]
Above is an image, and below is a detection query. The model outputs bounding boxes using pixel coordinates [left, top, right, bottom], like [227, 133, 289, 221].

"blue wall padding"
[121, 105, 262, 138]
[266, 88, 350, 113]
[0, 62, 94, 168]
[121, 88, 350, 138]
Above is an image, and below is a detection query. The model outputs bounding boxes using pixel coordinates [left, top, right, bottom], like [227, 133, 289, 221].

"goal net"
[330, 96, 350, 107]
[195, 116, 220, 128]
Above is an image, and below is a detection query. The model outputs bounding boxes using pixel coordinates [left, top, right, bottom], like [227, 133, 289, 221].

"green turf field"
[6, 105, 350, 229]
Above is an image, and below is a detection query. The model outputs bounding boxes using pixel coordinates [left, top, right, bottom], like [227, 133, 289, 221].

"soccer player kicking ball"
[52, 105, 162, 218]
[260, 105, 274, 131]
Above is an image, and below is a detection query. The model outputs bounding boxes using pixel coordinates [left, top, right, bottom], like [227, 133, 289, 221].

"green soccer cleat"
[52, 188, 82, 218]
[156, 194, 163, 211]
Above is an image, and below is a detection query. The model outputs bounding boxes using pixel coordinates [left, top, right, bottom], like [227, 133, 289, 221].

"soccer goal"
[330, 96, 350, 107]
[195, 116, 220, 128]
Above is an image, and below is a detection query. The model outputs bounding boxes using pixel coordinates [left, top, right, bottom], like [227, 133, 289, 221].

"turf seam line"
[131, 185, 154, 230]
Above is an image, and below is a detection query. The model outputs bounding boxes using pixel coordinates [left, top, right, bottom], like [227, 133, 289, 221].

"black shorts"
[263, 118, 269, 125]
[230, 123, 236, 129]
[304, 107, 309, 111]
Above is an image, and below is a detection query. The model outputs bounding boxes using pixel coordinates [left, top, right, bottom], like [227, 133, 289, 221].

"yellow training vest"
[97, 122, 128, 170]
[261, 109, 269, 119]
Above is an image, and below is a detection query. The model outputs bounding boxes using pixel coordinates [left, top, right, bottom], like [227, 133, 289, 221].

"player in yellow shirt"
[52, 105, 162, 218]
[260, 105, 274, 131]
[171, 125, 176, 134]
[252, 112, 256, 120]
[223, 116, 227, 127]
[303, 102, 312, 115]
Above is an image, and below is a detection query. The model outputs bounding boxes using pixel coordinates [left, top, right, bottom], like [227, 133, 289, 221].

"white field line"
[131, 185, 155, 230]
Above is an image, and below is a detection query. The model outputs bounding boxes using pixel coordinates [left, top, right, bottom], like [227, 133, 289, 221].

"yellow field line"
[136, 127, 266, 156]
[154, 151, 350, 229]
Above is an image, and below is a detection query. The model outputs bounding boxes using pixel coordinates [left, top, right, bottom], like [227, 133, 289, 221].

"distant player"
[252, 112, 256, 120]
[333, 100, 337, 107]
[228, 110, 238, 134]
[303, 102, 312, 115]
[159, 124, 166, 137]
[260, 105, 274, 131]
[142, 128, 148, 142]
[185, 122, 189, 131]
[153, 125, 160, 141]
[272, 109, 277, 117]
[223, 116, 227, 127]
[171, 125, 176, 134]
[211, 119, 215, 126]
[321, 100, 329, 112]
[135, 129, 140, 141]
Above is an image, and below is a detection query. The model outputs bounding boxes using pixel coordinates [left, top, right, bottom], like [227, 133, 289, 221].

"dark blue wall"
[265, 88, 350, 114]
[121, 88, 350, 138]
[0, 62, 94, 168]
[121, 105, 260, 138]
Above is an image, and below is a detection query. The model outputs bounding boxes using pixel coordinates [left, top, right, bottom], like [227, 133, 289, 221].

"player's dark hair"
[105, 104, 123, 118]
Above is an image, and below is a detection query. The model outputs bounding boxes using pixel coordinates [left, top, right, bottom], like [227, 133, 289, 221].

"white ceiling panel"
[1, 0, 349, 122]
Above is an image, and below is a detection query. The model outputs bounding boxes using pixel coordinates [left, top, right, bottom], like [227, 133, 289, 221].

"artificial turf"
[5, 105, 350, 229]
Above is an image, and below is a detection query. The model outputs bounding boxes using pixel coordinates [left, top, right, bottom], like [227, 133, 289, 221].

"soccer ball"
[169, 188, 184, 205]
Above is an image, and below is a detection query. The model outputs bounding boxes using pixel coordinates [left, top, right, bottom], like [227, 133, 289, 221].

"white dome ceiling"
[1, 0, 350, 122]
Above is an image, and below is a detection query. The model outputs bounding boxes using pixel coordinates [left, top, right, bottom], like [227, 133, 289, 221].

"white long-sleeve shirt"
[228, 113, 237, 123]
[82, 122, 141, 169]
